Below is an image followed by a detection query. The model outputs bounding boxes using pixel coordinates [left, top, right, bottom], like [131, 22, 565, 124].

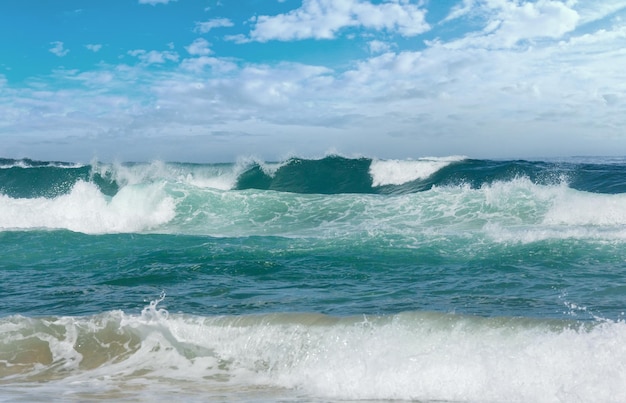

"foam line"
[2, 309, 625, 402]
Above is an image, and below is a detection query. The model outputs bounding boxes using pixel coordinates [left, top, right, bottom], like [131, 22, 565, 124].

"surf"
[0, 180, 176, 234]
[2, 175, 626, 242]
[2, 155, 626, 240]
[2, 297, 625, 402]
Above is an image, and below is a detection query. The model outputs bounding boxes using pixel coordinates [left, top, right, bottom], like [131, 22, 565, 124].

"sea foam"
[544, 188, 626, 226]
[369, 156, 465, 186]
[2, 307, 625, 402]
[91, 160, 240, 191]
[0, 180, 176, 234]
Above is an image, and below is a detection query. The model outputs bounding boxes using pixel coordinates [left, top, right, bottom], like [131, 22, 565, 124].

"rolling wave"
[2, 155, 626, 238]
[1, 155, 467, 197]
[3, 155, 626, 198]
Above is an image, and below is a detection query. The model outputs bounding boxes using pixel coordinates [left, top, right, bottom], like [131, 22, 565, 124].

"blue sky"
[1, 0, 626, 162]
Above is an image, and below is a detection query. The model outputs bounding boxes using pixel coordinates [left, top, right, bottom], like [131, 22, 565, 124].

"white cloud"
[368, 40, 392, 54]
[180, 56, 237, 73]
[441, 0, 580, 49]
[248, 0, 430, 42]
[443, 0, 477, 22]
[185, 38, 212, 56]
[138, 0, 176, 5]
[49, 41, 69, 57]
[224, 34, 249, 44]
[575, 1, 626, 24]
[194, 18, 234, 33]
[73, 71, 116, 87]
[85, 44, 102, 52]
[128, 49, 179, 64]
[494, 0, 580, 46]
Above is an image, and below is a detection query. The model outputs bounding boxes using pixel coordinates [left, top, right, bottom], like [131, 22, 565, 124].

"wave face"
[3, 155, 626, 401]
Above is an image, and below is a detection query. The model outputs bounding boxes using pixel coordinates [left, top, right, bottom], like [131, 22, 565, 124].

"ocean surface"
[1, 155, 626, 402]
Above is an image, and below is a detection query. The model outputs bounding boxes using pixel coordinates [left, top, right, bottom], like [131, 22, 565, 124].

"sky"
[1, 0, 626, 162]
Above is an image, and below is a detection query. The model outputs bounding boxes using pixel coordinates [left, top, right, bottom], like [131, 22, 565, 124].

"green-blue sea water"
[1, 155, 626, 402]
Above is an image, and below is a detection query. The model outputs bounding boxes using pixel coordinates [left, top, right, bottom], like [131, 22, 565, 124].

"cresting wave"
[0, 181, 176, 234]
[0, 155, 467, 197]
[4, 155, 626, 196]
[2, 155, 626, 238]
[235, 155, 468, 193]
[1, 298, 625, 402]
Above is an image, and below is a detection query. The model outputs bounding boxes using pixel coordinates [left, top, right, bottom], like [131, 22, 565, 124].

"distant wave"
[234, 155, 467, 193]
[2, 155, 626, 236]
[0, 155, 467, 197]
[3, 155, 626, 197]
[0, 157, 84, 169]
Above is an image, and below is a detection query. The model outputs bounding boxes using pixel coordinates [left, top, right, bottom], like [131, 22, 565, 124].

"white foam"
[2, 309, 626, 402]
[231, 155, 286, 180]
[0, 160, 84, 169]
[137, 311, 626, 402]
[544, 188, 626, 226]
[476, 179, 626, 243]
[90, 160, 242, 191]
[0, 180, 176, 234]
[369, 156, 466, 187]
[153, 176, 626, 241]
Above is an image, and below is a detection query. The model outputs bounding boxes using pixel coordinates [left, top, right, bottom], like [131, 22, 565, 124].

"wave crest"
[0, 180, 176, 234]
[370, 156, 466, 186]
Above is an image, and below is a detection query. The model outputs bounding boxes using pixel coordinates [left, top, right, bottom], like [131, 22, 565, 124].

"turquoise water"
[2, 156, 626, 402]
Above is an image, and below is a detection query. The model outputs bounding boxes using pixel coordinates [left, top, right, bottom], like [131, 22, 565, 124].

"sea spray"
[0, 180, 176, 233]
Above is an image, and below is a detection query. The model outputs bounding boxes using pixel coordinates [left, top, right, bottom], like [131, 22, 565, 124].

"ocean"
[1, 155, 626, 402]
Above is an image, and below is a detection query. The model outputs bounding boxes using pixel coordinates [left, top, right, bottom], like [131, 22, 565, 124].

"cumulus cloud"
[443, 0, 580, 49]
[85, 44, 102, 52]
[368, 40, 392, 54]
[179, 56, 237, 73]
[185, 38, 212, 56]
[493, 0, 580, 46]
[49, 41, 69, 57]
[128, 49, 179, 64]
[211, 63, 333, 107]
[180, 39, 233, 73]
[194, 18, 234, 33]
[247, 0, 430, 42]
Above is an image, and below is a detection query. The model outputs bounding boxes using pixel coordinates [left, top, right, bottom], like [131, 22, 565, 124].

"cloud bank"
[2, 1, 626, 162]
